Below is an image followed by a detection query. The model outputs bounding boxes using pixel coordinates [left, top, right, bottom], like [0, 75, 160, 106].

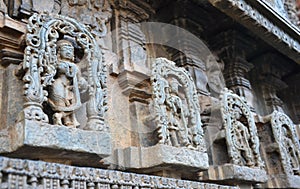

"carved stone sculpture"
[151, 58, 205, 151]
[111, 58, 208, 174]
[271, 111, 300, 176]
[19, 12, 108, 131]
[48, 39, 86, 127]
[220, 88, 264, 168]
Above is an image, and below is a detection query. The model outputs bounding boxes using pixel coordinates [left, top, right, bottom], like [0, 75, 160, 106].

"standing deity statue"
[151, 58, 205, 151]
[231, 106, 254, 167]
[48, 39, 86, 128]
[282, 127, 300, 175]
[165, 78, 190, 147]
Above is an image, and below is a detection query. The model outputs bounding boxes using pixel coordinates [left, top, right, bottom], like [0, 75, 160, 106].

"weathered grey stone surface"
[220, 88, 264, 169]
[151, 58, 206, 152]
[0, 156, 238, 189]
[0, 0, 299, 188]
[268, 174, 300, 188]
[116, 144, 209, 172]
[203, 164, 267, 183]
[1, 120, 111, 158]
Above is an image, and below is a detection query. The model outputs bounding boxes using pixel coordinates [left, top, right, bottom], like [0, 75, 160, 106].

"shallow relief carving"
[19, 12, 108, 131]
[112, 58, 208, 173]
[151, 58, 205, 152]
[1, 12, 112, 161]
[202, 88, 267, 184]
[270, 111, 300, 176]
[220, 88, 264, 168]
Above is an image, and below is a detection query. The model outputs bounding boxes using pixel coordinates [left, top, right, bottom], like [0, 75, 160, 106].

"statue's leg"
[53, 112, 63, 125]
[63, 114, 73, 127]
[243, 150, 254, 167]
[170, 130, 179, 147]
[71, 113, 80, 128]
[177, 126, 189, 146]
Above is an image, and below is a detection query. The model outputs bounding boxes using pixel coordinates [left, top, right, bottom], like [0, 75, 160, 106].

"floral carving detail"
[271, 111, 300, 175]
[220, 88, 264, 168]
[151, 58, 205, 152]
[21, 12, 108, 130]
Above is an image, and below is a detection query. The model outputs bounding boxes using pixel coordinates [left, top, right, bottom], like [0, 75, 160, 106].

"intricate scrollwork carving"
[20, 12, 107, 130]
[220, 88, 264, 168]
[151, 58, 205, 152]
[271, 111, 300, 175]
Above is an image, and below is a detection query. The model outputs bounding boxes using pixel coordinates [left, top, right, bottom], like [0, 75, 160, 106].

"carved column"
[212, 30, 255, 109]
[109, 0, 154, 148]
[0, 13, 25, 132]
[252, 53, 291, 115]
[284, 73, 300, 123]
[110, 0, 153, 93]
[153, 0, 210, 96]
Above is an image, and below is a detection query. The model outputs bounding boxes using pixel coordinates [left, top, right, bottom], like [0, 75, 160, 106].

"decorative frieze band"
[0, 156, 238, 189]
[209, 0, 300, 63]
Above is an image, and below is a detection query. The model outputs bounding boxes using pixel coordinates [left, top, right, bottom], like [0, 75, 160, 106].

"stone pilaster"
[110, 0, 153, 101]
[252, 53, 290, 115]
[212, 30, 255, 109]
[156, 0, 209, 95]
[0, 14, 25, 131]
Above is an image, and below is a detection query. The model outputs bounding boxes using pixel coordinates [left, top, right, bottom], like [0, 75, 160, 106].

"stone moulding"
[270, 111, 300, 176]
[208, 0, 300, 64]
[116, 144, 209, 172]
[0, 120, 111, 166]
[0, 156, 238, 189]
[203, 164, 267, 183]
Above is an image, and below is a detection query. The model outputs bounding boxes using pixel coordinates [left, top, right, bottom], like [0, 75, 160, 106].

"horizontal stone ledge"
[0, 156, 238, 189]
[202, 164, 268, 184]
[267, 174, 300, 188]
[113, 144, 209, 173]
[0, 120, 111, 167]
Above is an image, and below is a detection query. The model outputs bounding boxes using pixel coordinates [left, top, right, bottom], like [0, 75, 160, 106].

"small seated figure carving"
[48, 39, 86, 128]
[282, 127, 300, 175]
[232, 106, 254, 167]
[165, 78, 190, 147]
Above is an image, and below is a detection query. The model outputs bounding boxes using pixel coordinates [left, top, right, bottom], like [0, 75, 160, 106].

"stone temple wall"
[0, 0, 299, 188]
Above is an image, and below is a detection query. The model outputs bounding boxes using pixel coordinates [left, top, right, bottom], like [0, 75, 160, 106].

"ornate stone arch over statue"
[220, 88, 264, 168]
[151, 58, 205, 152]
[20, 12, 108, 131]
[270, 111, 300, 176]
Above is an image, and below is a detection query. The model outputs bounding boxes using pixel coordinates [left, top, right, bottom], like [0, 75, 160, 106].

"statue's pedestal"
[115, 144, 209, 173]
[0, 120, 111, 167]
[202, 164, 267, 184]
[265, 174, 300, 188]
